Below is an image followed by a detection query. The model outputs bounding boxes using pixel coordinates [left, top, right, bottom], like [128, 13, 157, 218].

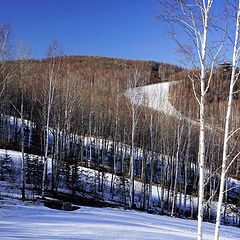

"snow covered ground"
[126, 81, 182, 117]
[0, 199, 239, 240]
[0, 82, 239, 239]
[126, 81, 212, 129]
[0, 148, 198, 211]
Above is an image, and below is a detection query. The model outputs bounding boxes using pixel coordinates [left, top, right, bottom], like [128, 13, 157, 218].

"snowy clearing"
[126, 81, 181, 117]
[0, 199, 240, 240]
[126, 81, 213, 129]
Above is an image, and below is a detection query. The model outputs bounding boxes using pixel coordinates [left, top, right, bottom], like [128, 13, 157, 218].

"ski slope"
[0, 199, 240, 240]
[126, 82, 181, 116]
[126, 80, 214, 134]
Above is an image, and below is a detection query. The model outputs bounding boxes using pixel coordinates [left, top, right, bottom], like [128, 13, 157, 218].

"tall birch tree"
[214, 1, 240, 239]
[126, 68, 146, 208]
[41, 40, 62, 198]
[16, 44, 31, 201]
[158, 1, 221, 239]
[0, 24, 11, 107]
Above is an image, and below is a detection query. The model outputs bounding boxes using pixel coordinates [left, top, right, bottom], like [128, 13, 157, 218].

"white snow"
[0, 148, 197, 211]
[0, 199, 240, 240]
[1, 83, 240, 239]
[126, 81, 213, 130]
[126, 81, 182, 117]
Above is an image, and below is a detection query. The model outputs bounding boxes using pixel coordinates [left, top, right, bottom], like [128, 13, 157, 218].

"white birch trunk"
[148, 114, 154, 210]
[197, 2, 212, 238]
[42, 65, 56, 197]
[171, 125, 182, 217]
[214, 2, 240, 239]
[21, 92, 25, 200]
[129, 104, 136, 208]
[42, 97, 51, 198]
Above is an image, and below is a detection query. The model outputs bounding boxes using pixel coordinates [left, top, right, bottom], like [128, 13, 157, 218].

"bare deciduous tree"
[158, 1, 223, 238]
[16, 43, 31, 201]
[214, 1, 240, 239]
[0, 24, 11, 106]
[41, 40, 62, 198]
[126, 68, 146, 208]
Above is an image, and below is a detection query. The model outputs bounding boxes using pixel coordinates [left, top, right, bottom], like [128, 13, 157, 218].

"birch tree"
[158, 1, 222, 238]
[16, 44, 31, 201]
[171, 124, 184, 217]
[41, 40, 62, 198]
[126, 68, 146, 208]
[0, 24, 11, 107]
[214, 1, 240, 239]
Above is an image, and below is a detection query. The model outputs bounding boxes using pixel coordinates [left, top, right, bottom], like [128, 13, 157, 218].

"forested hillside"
[169, 66, 240, 131]
[3, 0, 240, 239]
[0, 32, 239, 236]
[1, 55, 183, 154]
[1, 49, 240, 228]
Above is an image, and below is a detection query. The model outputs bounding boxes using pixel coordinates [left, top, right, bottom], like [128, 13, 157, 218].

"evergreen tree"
[26, 155, 43, 190]
[0, 150, 13, 181]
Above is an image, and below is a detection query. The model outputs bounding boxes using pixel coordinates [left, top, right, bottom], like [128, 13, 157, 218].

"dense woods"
[1, 48, 240, 226]
[170, 66, 240, 131]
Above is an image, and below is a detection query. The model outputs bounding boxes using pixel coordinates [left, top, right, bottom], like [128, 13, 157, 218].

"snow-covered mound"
[0, 199, 239, 240]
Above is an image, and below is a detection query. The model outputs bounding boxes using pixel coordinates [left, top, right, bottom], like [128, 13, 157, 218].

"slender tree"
[0, 24, 10, 103]
[41, 40, 62, 198]
[126, 68, 146, 208]
[158, 1, 224, 238]
[17, 44, 31, 201]
[214, 1, 240, 239]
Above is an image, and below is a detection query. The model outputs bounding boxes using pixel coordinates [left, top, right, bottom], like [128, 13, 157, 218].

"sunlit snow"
[0, 199, 240, 240]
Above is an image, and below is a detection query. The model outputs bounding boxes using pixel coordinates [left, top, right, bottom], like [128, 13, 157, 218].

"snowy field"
[0, 199, 240, 240]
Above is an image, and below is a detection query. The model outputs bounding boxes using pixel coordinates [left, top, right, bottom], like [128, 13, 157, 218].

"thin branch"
[226, 151, 240, 173]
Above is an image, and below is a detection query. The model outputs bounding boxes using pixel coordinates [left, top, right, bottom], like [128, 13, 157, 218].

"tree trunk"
[214, 2, 240, 239]
[21, 92, 25, 201]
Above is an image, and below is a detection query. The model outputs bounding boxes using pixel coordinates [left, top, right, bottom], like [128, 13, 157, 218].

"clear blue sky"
[0, 0, 180, 64]
[0, 1, 225, 65]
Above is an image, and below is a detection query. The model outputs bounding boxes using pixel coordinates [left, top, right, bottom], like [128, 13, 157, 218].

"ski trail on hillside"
[126, 81, 210, 129]
[126, 82, 179, 116]
[126, 81, 187, 119]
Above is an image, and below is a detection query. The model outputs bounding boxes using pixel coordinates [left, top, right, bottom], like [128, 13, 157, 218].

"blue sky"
[0, 0, 180, 63]
[0, 1, 225, 65]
